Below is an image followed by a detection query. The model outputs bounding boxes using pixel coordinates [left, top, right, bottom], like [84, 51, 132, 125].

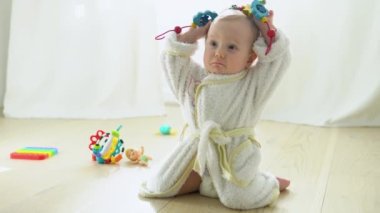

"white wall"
[0, 0, 12, 108]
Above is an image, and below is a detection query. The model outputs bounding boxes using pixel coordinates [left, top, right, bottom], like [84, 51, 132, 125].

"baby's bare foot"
[276, 177, 290, 191]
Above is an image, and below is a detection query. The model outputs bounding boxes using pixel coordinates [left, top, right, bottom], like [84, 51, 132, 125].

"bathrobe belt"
[186, 121, 259, 188]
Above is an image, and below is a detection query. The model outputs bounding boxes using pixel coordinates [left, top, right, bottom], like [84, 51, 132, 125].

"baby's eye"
[209, 40, 218, 48]
[228, 44, 237, 51]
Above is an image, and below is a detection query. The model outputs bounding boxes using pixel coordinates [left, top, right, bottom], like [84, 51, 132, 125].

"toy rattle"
[251, 0, 276, 55]
[192, 10, 218, 27]
[155, 10, 218, 40]
[125, 146, 152, 166]
[88, 125, 125, 164]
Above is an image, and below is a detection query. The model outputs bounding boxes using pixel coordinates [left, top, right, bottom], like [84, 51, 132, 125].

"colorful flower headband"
[155, 0, 275, 55]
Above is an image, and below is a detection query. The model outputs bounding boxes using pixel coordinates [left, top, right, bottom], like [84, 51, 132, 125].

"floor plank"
[322, 128, 380, 213]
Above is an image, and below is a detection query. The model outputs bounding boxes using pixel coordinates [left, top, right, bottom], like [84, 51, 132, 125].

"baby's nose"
[215, 49, 225, 58]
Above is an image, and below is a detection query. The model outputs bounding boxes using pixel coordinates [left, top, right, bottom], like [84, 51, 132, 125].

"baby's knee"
[199, 174, 218, 198]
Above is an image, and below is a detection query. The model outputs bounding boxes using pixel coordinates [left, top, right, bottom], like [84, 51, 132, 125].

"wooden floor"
[0, 105, 379, 213]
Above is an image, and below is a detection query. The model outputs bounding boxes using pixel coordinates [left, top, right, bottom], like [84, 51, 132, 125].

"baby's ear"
[246, 51, 257, 67]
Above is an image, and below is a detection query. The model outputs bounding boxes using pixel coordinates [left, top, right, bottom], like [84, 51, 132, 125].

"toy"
[230, 4, 253, 17]
[10, 147, 58, 160]
[125, 146, 152, 166]
[155, 10, 218, 40]
[158, 124, 176, 135]
[192, 10, 218, 27]
[88, 125, 125, 164]
[251, 0, 276, 55]
[251, 0, 269, 20]
[155, 1, 275, 54]
[155, 1, 274, 54]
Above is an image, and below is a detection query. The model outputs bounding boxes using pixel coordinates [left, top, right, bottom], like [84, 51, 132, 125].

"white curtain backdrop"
[0, 0, 12, 109]
[4, 0, 164, 119]
[261, 0, 380, 127]
[4, 0, 380, 126]
[158, 0, 380, 127]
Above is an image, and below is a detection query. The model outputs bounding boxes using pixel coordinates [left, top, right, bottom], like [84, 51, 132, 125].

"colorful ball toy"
[88, 125, 125, 164]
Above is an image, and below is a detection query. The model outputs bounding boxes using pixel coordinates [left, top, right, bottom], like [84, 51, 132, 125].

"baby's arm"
[248, 10, 291, 110]
[162, 24, 209, 104]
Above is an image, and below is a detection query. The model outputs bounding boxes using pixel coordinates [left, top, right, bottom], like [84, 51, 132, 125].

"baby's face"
[204, 16, 256, 74]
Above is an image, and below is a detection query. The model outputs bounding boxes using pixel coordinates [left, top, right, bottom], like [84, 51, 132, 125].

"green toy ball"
[159, 124, 172, 135]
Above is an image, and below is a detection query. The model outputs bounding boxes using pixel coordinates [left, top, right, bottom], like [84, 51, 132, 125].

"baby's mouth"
[211, 62, 225, 67]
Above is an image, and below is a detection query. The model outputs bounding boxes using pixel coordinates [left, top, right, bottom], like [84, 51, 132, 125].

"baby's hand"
[252, 10, 277, 44]
[177, 21, 211, 44]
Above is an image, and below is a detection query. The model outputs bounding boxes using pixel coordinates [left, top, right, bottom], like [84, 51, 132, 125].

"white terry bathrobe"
[140, 30, 291, 210]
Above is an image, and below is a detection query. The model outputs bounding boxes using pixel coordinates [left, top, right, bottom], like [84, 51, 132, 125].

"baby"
[141, 6, 291, 210]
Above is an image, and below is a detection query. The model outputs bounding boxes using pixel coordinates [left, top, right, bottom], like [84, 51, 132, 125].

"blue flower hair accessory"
[251, 0, 269, 20]
[192, 10, 218, 27]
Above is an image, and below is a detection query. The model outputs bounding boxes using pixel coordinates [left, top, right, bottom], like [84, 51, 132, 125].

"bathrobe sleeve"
[249, 30, 291, 109]
[161, 33, 203, 104]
